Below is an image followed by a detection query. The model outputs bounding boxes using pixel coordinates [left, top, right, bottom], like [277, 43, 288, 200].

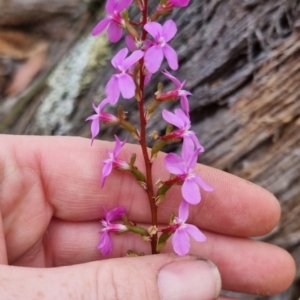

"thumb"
[1, 254, 221, 300]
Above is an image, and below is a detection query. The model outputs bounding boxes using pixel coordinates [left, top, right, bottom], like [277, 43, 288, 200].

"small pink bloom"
[92, 0, 133, 43]
[157, 70, 191, 114]
[170, 200, 206, 256]
[164, 137, 213, 204]
[157, 0, 190, 11]
[98, 206, 127, 256]
[106, 48, 144, 104]
[86, 99, 118, 145]
[125, 36, 153, 85]
[101, 135, 130, 187]
[144, 20, 178, 73]
[161, 108, 201, 148]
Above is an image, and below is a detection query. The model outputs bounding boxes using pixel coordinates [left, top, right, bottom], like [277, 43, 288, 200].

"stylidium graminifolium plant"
[86, 0, 213, 257]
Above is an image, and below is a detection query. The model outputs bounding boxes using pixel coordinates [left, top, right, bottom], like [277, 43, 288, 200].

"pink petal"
[162, 20, 177, 42]
[171, 0, 190, 7]
[144, 22, 162, 39]
[189, 134, 204, 152]
[178, 200, 189, 222]
[162, 69, 181, 87]
[98, 232, 113, 256]
[163, 44, 178, 70]
[90, 117, 100, 144]
[92, 17, 111, 36]
[125, 35, 137, 51]
[172, 229, 190, 256]
[106, 76, 120, 104]
[181, 136, 194, 162]
[174, 108, 190, 127]
[162, 109, 184, 128]
[116, 0, 133, 12]
[92, 102, 99, 114]
[164, 153, 185, 174]
[122, 50, 144, 71]
[118, 74, 136, 99]
[106, 206, 126, 222]
[144, 46, 164, 73]
[98, 98, 110, 112]
[182, 179, 200, 204]
[180, 95, 189, 114]
[186, 147, 202, 170]
[144, 39, 153, 50]
[111, 48, 128, 69]
[195, 176, 214, 192]
[85, 114, 96, 122]
[108, 21, 123, 43]
[113, 135, 126, 156]
[101, 161, 113, 187]
[185, 224, 206, 242]
[106, 0, 117, 14]
[145, 72, 152, 85]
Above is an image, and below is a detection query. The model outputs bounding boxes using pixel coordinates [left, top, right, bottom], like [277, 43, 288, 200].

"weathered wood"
[0, 0, 88, 26]
[0, 0, 300, 299]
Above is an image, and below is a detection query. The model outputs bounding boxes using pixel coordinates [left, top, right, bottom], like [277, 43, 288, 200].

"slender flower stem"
[137, 0, 158, 254]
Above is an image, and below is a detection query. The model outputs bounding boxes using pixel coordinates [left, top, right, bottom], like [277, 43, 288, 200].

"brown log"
[0, 1, 300, 299]
[0, 0, 87, 26]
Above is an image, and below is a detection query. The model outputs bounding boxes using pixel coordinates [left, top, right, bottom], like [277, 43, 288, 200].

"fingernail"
[157, 258, 221, 300]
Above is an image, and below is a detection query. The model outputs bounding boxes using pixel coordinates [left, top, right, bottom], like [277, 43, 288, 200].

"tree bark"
[1, 0, 300, 299]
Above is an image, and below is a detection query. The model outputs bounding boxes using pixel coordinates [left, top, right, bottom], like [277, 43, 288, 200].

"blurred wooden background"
[0, 0, 299, 298]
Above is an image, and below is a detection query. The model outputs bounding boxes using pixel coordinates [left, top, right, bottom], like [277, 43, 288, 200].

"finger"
[218, 297, 242, 300]
[39, 219, 295, 296]
[0, 213, 7, 264]
[2, 254, 221, 300]
[0, 135, 280, 237]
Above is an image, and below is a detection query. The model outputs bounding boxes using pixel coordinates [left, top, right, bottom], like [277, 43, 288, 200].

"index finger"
[0, 135, 280, 237]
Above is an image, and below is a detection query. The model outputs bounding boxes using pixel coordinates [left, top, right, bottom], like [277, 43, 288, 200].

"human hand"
[0, 135, 295, 299]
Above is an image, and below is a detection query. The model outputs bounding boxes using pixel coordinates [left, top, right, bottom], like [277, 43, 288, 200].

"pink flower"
[161, 108, 202, 149]
[157, 70, 192, 114]
[164, 137, 213, 204]
[106, 48, 144, 104]
[101, 135, 130, 187]
[170, 200, 206, 256]
[86, 99, 118, 145]
[144, 20, 178, 73]
[92, 0, 132, 42]
[98, 206, 127, 256]
[157, 0, 190, 11]
[125, 36, 153, 84]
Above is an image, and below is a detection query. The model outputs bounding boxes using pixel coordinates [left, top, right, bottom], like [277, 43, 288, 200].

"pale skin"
[0, 135, 296, 299]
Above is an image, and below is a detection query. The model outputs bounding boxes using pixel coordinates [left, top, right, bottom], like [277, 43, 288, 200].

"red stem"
[137, 0, 158, 255]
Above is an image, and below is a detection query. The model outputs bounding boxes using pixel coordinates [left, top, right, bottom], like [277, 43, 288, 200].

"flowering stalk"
[136, 0, 159, 254]
[87, 0, 213, 257]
